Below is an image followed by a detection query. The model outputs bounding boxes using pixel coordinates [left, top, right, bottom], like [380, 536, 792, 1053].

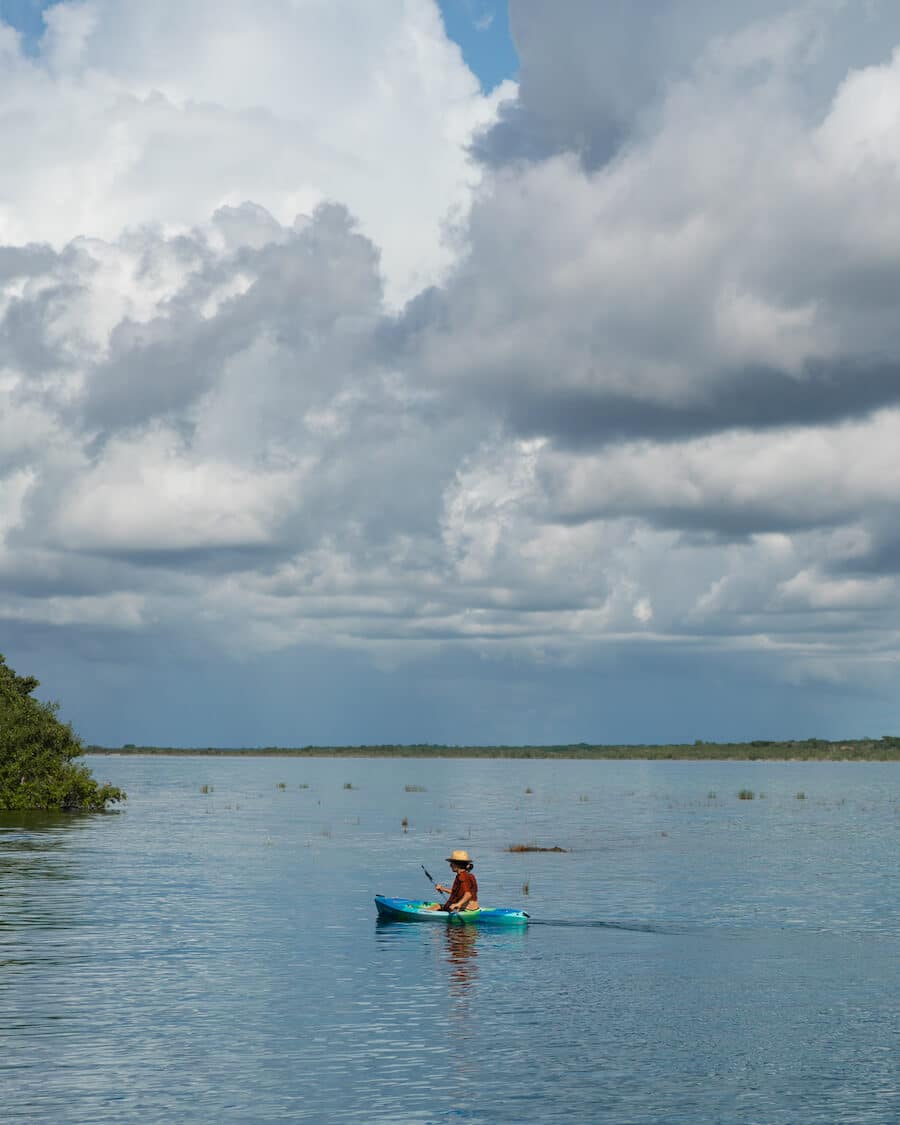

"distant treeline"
[88, 738, 900, 761]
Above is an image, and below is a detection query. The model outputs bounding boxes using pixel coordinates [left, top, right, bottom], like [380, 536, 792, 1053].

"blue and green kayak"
[374, 895, 529, 925]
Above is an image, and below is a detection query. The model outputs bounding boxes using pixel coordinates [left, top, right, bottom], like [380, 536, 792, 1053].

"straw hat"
[446, 849, 473, 868]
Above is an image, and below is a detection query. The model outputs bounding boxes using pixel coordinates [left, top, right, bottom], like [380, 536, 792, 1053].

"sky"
[2, 1, 900, 748]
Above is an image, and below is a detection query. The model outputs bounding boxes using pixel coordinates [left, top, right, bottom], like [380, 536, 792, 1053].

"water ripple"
[1, 757, 898, 1123]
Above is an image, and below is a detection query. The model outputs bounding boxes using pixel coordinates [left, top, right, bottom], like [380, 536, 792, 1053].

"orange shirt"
[445, 869, 478, 907]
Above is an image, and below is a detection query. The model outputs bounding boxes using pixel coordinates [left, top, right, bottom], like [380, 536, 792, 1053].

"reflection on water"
[445, 922, 478, 993]
[0, 814, 91, 948]
[2, 756, 899, 1124]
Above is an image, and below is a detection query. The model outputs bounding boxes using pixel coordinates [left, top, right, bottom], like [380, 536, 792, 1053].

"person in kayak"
[428, 849, 479, 912]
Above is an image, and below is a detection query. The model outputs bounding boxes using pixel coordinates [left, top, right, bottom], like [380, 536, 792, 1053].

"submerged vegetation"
[90, 737, 900, 761]
[0, 654, 125, 812]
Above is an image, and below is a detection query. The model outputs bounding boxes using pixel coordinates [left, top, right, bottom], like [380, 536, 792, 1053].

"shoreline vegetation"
[88, 738, 900, 761]
[1, 654, 125, 811]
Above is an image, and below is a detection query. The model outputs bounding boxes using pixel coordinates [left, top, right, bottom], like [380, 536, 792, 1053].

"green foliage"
[0, 654, 125, 812]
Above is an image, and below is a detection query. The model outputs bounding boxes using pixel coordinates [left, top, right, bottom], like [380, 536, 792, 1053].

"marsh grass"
[522, 881, 530, 895]
[200, 784, 212, 794]
[343, 782, 353, 790]
[404, 784, 427, 793]
[507, 844, 569, 853]
[299, 783, 310, 789]
[277, 782, 286, 790]
[738, 789, 755, 800]
[401, 816, 409, 832]
[525, 787, 533, 794]
[795, 791, 807, 800]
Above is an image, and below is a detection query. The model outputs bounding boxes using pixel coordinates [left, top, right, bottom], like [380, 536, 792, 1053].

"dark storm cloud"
[0, 243, 59, 280]
[503, 359, 900, 449]
[475, 0, 900, 169]
[832, 530, 900, 577]
[0, 282, 79, 374]
[79, 203, 383, 434]
[83, 310, 244, 433]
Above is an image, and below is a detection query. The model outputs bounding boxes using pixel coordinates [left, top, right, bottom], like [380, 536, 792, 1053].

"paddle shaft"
[422, 864, 452, 893]
[422, 863, 468, 910]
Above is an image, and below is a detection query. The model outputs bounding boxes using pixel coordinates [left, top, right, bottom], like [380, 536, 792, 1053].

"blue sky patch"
[2, 1, 520, 88]
[437, 0, 518, 92]
[0, 0, 56, 52]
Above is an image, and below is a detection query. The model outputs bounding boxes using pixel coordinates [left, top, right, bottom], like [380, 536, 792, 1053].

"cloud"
[414, 33, 900, 447]
[476, 0, 900, 168]
[538, 412, 900, 536]
[3, 0, 900, 741]
[0, 0, 513, 304]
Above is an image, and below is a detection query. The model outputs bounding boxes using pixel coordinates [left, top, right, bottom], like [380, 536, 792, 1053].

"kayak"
[374, 895, 529, 926]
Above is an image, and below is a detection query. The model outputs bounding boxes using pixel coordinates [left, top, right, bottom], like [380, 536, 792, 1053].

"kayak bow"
[374, 895, 529, 925]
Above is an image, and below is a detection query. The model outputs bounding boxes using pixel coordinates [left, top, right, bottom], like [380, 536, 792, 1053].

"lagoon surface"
[2, 755, 898, 1123]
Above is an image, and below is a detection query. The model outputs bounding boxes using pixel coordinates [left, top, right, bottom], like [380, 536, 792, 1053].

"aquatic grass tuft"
[707, 791, 716, 799]
[795, 791, 806, 800]
[401, 816, 409, 832]
[343, 782, 353, 790]
[507, 844, 569, 853]
[404, 784, 427, 792]
[578, 794, 589, 802]
[738, 789, 755, 800]
[525, 787, 533, 794]
[522, 881, 530, 895]
[200, 784, 213, 794]
[299, 783, 310, 789]
[277, 782, 286, 790]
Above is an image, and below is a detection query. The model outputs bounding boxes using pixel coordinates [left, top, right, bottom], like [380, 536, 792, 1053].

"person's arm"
[441, 874, 462, 909]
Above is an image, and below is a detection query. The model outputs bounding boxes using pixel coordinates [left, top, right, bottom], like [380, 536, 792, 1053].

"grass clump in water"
[343, 782, 353, 790]
[738, 789, 755, 800]
[404, 784, 426, 792]
[507, 844, 569, 853]
[276, 781, 286, 790]
[795, 791, 806, 800]
[200, 784, 212, 794]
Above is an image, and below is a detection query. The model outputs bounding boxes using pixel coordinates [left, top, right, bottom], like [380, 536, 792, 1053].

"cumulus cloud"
[3, 0, 900, 741]
[478, 0, 900, 167]
[0, 0, 512, 304]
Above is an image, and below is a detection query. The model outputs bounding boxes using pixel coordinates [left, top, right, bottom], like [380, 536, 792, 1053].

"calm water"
[2, 756, 898, 1123]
